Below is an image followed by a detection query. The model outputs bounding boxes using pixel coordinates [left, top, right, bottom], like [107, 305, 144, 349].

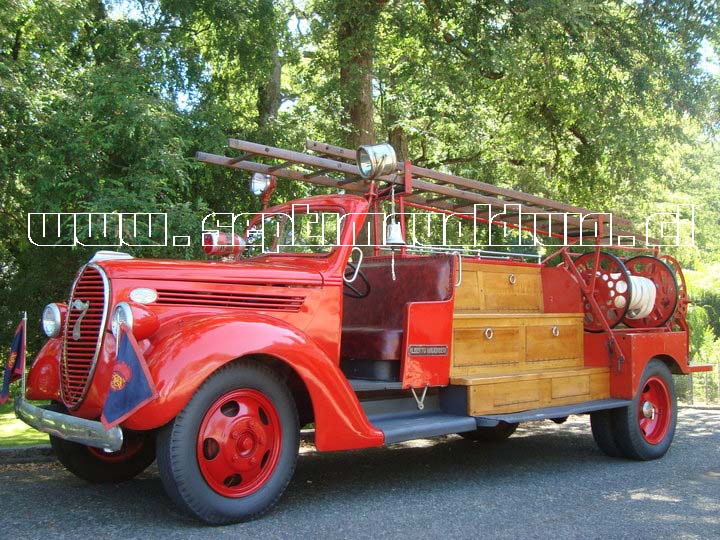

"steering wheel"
[343, 261, 371, 299]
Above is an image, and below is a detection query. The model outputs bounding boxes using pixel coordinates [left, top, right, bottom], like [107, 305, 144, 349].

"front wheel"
[157, 361, 299, 525]
[49, 402, 156, 484]
[611, 359, 677, 460]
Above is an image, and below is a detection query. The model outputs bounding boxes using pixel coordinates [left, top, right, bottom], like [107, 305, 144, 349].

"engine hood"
[96, 257, 325, 287]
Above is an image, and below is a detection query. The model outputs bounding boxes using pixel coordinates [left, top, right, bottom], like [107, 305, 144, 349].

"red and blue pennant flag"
[1, 318, 26, 405]
[101, 324, 158, 429]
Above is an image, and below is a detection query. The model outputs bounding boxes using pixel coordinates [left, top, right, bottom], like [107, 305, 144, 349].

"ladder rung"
[227, 152, 254, 165]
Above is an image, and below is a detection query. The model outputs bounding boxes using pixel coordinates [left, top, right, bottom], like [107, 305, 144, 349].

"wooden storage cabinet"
[451, 314, 584, 377]
[455, 263, 543, 313]
[526, 319, 583, 362]
[452, 319, 524, 373]
[482, 266, 543, 312]
[455, 367, 611, 415]
[449, 261, 608, 416]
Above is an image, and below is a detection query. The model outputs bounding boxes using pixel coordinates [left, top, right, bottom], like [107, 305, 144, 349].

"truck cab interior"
[340, 254, 454, 381]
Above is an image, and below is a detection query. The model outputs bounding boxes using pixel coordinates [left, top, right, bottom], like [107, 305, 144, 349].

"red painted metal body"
[26, 338, 62, 401]
[541, 266, 584, 313]
[400, 299, 455, 388]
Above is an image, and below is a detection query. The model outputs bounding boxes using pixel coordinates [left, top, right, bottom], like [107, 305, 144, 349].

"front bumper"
[14, 397, 124, 452]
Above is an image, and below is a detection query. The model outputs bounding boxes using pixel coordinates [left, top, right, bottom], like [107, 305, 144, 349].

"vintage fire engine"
[14, 139, 711, 524]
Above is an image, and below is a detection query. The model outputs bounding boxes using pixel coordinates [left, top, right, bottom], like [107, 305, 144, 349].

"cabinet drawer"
[453, 324, 524, 366]
[526, 321, 583, 361]
[482, 269, 542, 311]
[468, 379, 541, 414]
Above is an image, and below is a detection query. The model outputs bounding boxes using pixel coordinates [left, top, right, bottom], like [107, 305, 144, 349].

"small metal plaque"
[407, 345, 449, 357]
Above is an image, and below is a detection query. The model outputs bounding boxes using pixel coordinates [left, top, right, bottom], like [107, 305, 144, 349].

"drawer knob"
[484, 327, 494, 340]
[552, 325, 560, 337]
[508, 274, 517, 285]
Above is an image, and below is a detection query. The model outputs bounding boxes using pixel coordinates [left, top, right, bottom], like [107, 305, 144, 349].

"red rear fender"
[124, 313, 383, 451]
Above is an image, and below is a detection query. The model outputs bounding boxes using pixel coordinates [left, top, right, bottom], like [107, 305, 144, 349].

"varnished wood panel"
[454, 367, 611, 416]
[453, 326, 524, 366]
[455, 263, 543, 313]
[482, 267, 543, 312]
[451, 313, 584, 377]
[526, 321, 583, 362]
[551, 374, 590, 399]
[454, 269, 482, 311]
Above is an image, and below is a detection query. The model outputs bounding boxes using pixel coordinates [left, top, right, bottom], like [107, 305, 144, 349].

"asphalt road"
[1, 408, 718, 540]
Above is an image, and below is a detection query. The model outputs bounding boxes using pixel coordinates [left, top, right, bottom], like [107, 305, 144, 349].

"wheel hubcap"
[637, 376, 671, 445]
[197, 389, 282, 497]
[641, 400, 655, 419]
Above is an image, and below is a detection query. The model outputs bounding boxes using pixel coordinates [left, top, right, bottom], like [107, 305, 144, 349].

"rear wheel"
[590, 410, 622, 457]
[157, 361, 299, 524]
[49, 404, 156, 483]
[610, 359, 677, 460]
[459, 421, 518, 442]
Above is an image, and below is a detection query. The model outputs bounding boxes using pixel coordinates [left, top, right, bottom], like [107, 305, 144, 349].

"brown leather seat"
[341, 255, 453, 363]
[340, 327, 403, 361]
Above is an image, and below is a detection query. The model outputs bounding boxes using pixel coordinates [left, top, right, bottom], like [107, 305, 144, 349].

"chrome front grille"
[61, 265, 108, 408]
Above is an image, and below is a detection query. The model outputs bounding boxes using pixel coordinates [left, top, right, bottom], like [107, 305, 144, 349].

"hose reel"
[573, 253, 679, 332]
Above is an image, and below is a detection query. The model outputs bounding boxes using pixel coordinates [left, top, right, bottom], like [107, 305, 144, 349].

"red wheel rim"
[637, 376, 672, 445]
[660, 254, 688, 324]
[87, 434, 144, 463]
[197, 389, 282, 498]
[574, 252, 631, 332]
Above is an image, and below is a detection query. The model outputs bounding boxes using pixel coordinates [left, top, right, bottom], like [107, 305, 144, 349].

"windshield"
[244, 208, 342, 257]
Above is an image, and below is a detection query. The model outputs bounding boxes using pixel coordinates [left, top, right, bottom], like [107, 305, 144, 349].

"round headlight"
[42, 303, 63, 338]
[250, 172, 272, 196]
[111, 302, 134, 338]
[356, 143, 397, 179]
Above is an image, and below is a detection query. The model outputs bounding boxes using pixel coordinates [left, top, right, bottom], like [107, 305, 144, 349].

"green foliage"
[0, 0, 719, 357]
[675, 264, 720, 404]
[0, 399, 50, 446]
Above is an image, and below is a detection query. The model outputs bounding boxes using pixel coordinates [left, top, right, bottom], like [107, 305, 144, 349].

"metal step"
[474, 398, 631, 426]
[368, 411, 477, 444]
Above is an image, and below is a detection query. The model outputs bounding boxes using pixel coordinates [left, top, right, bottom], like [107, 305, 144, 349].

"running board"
[369, 412, 477, 444]
[361, 394, 477, 444]
[474, 398, 631, 427]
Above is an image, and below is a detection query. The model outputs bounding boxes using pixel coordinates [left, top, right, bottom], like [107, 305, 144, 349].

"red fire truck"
[14, 139, 711, 524]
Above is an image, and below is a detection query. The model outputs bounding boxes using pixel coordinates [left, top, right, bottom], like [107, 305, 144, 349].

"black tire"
[48, 404, 156, 484]
[156, 361, 299, 525]
[611, 359, 677, 461]
[590, 409, 622, 458]
[459, 421, 519, 442]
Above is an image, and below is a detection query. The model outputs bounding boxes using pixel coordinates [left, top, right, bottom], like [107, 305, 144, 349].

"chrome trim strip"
[402, 245, 542, 262]
[60, 263, 111, 409]
[14, 398, 123, 451]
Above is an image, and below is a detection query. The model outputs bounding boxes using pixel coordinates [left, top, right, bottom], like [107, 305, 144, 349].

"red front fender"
[26, 338, 62, 401]
[123, 313, 383, 451]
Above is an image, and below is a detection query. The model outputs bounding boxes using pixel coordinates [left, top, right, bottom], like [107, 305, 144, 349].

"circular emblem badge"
[110, 362, 132, 391]
[6, 351, 17, 370]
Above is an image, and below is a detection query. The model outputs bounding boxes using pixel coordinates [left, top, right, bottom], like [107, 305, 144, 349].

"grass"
[0, 400, 49, 447]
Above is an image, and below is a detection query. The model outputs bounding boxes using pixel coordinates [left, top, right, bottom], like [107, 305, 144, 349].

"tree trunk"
[257, 42, 282, 132]
[388, 125, 408, 162]
[337, 1, 386, 147]
[11, 28, 22, 61]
